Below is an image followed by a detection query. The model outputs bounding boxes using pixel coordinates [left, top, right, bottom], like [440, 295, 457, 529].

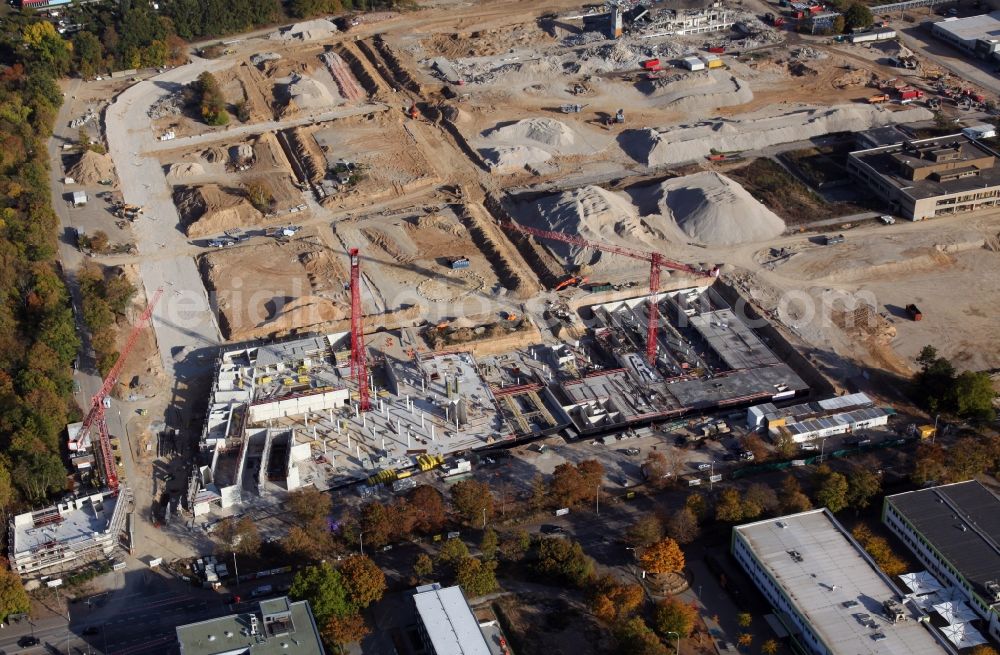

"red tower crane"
[502, 222, 719, 365]
[349, 248, 371, 412]
[78, 287, 163, 494]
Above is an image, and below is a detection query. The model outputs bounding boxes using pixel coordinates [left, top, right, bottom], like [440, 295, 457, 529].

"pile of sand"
[639, 172, 785, 246]
[641, 73, 753, 113]
[166, 162, 206, 181]
[620, 104, 933, 167]
[518, 185, 662, 267]
[269, 19, 338, 42]
[483, 118, 576, 149]
[174, 184, 263, 237]
[285, 75, 337, 110]
[479, 145, 552, 173]
[67, 150, 114, 184]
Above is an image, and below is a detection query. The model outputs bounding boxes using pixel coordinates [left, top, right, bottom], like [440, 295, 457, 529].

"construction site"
[49, 0, 998, 535]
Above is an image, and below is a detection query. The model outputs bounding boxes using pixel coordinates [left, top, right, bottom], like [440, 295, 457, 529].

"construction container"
[701, 54, 724, 69]
[823, 234, 845, 246]
[682, 56, 705, 71]
[641, 58, 661, 70]
[587, 283, 614, 293]
[707, 46, 725, 54]
[449, 257, 470, 269]
[906, 304, 923, 321]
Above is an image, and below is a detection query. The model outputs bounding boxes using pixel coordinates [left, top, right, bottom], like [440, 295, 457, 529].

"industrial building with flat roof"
[176, 596, 324, 655]
[732, 509, 954, 655]
[883, 481, 1000, 643]
[847, 134, 1000, 220]
[9, 490, 131, 578]
[931, 13, 1000, 61]
[413, 584, 492, 655]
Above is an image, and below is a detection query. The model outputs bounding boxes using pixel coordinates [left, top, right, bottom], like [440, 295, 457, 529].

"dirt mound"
[622, 105, 933, 167]
[285, 75, 338, 111]
[269, 19, 338, 42]
[201, 147, 225, 163]
[174, 184, 263, 237]
[479, 145, 553, 173]
[166, 162, 206, 181]
[517, 185, 661, 267]
[481, 118, 604, 156]
[67, 150, 114, 184]
[643, 172, 786, 245]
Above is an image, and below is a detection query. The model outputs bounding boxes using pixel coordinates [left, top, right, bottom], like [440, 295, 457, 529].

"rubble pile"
[148, 93, 183, 119]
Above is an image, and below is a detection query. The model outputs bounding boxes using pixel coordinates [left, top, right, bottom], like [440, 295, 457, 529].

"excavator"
[554, 275, 588, 291]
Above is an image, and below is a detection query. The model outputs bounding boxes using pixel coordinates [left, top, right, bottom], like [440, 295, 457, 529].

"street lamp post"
[595, 483, 600, 516]
[232, 551, 240, 589]
[709, 461, 716, 491]
[482, 507, 487, 530]
[667, 631, 680, 654]
[359, 529, 364, 556]
[932, 413, 940, 444]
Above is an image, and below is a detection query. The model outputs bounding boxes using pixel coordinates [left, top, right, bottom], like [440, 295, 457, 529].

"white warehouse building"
[746, 392, 891, 443]
[732, 509, 955, 655]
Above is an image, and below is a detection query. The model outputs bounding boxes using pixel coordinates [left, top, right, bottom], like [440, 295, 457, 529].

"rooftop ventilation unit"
[986, 581, 1000, 603]
[883, 598, 905, 623]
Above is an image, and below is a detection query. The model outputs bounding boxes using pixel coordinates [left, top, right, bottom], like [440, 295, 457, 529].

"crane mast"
[500, 222, 718, 364]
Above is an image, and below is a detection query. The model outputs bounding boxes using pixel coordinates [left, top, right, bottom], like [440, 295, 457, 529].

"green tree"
[654, 597, 698, 638]
[455, 556, 498, 597]
[0, 568, 29, 623]
[413, 553, 434, 580]
[846, 467, 881, 510]
[843, 2, 873, 30]
[289, 563, 354, 625]
[953, 371, 996, 420]
[72, 31, 104, 78]
[833, 15, 846, 34]
[814, 467, 849, 513]
[737, 612, 752, 628]
[533, 537, 595, 588]
[437, 537, 470, 570]
[780, 475, 813, 513]
[615, 616, 671, 655]
[450, 479, 494, 526]
[715, 488, 745, 522]
[193, 72, 229, 126]
[498, 530, 530, 562]
[480, 528, 498, 561]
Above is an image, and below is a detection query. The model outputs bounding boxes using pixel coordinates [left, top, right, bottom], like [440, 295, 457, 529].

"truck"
[878, 215, 895, 225]
[765, 12, 786, 25]
[905, 303, 923, 321]
[898, 87, 924, 102]
[868, 93, 890, 104]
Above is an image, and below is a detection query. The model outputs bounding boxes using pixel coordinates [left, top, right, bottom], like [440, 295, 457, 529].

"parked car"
[18, 636, 39, 647]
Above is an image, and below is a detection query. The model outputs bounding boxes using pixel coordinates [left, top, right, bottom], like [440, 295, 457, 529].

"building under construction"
[9, 490, 131, 579]
[550, 285, 808, 435]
